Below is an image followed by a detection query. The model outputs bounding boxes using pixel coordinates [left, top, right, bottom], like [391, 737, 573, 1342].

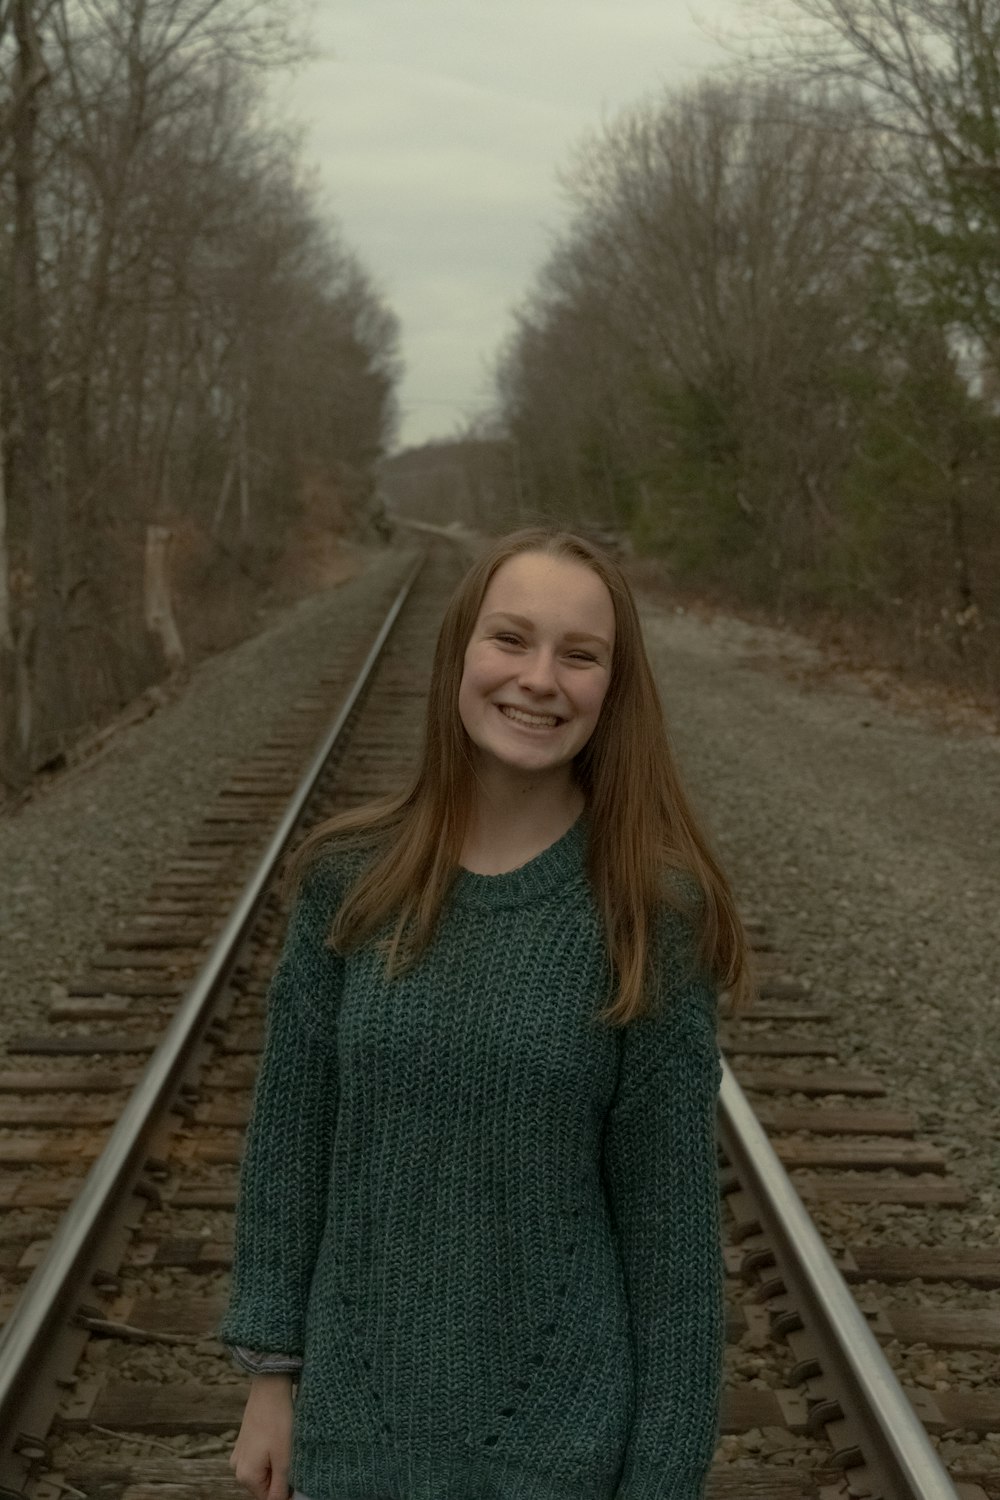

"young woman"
[218, 528, 753, 1500]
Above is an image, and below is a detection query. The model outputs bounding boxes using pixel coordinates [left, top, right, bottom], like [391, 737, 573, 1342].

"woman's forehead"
[480, 552, 615, 626]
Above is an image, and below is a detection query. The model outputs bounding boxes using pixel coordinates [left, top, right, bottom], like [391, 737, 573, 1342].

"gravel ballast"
[640, 600, 1000, 1218]
[0, 543, 417, 1054]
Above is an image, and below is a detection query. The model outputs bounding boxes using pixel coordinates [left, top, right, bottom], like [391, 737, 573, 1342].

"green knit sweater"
[217, 816, 725, 1500]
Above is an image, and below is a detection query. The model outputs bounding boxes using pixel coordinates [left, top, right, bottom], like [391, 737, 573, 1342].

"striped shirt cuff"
[228, 1344, 304, 1375]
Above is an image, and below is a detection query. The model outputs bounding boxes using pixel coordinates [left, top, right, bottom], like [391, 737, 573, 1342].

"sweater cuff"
[615, 1464, 710, 1500]
[227, 1344, 303, 1376]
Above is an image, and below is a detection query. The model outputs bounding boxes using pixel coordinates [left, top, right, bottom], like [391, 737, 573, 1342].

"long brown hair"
[289, 528, 755, 1022]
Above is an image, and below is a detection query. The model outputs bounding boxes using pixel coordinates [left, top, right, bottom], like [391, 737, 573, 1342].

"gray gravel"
[640, 600, 1000, 1219]
[0, 543, 416, 1053]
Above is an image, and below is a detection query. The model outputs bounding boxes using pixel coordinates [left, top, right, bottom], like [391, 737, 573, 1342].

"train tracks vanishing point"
[0, 539, 996, 1500]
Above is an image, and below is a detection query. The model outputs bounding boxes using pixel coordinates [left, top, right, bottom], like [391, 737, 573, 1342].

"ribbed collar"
[450, 813, 589, 910]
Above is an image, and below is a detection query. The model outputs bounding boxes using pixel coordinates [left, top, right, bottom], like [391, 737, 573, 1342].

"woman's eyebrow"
[482, 611, 611, 649]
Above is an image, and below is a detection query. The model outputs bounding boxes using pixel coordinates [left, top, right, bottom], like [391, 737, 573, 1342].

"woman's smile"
[496, 703, 564, 729]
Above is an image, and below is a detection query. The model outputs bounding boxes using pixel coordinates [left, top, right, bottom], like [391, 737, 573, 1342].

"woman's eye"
[567, 651, 597, 663]
[494, 632, 522, 646]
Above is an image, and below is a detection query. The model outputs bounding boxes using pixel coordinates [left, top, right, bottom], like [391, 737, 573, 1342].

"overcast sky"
[276, 1, 741, 449]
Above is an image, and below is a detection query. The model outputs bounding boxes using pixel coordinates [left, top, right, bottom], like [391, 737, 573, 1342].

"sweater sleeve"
[602, 902, 725, 1500]
[216, 861, 343, 1361]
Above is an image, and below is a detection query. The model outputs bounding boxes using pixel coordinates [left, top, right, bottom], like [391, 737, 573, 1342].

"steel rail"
[0, 552, 426, 1476]
[718, 1058, 962, 1500]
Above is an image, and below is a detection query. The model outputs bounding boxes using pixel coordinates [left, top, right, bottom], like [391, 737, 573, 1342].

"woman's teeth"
[499, 705, 560, 728]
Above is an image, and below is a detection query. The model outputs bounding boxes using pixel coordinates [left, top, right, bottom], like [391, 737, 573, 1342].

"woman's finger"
[232, 1460, 268, 1500]
[266, 1468, 290, 1500]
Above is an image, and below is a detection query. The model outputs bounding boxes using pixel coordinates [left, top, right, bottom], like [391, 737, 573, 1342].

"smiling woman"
[456, 552, 615, 869]
[219, 528, 754, 1500]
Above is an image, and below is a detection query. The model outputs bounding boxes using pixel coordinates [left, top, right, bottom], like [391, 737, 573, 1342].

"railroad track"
[0, 541, 997, 1500]
[717, 948, 1000, 1496]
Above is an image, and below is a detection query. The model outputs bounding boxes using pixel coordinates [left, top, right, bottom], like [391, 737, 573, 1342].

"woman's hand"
[228, 1372, 295, 1500]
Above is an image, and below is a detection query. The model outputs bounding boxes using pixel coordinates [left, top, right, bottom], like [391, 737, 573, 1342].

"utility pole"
[509, 435, 524, 524]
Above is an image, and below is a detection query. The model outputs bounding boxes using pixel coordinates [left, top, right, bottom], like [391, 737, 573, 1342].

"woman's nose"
[517, 649, 558, 693]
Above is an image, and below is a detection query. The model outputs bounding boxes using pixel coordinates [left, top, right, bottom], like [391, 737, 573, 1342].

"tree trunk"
[0, 385, 13, 655]
[7, 0, 75, 778]
[143, 524, 185, 674]
[945, 481, 975, 660]
[0, 381, 24, 799]
[237, 377, 250, 539]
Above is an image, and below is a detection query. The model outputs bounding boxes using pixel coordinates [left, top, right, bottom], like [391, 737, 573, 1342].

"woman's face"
[458, 551, 615, 780]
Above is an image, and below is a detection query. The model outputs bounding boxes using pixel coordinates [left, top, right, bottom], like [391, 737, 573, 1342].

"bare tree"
[0, 0, 402, 794]
[501, 79, 882, 586]
[744, 0, 1000, 346]
[1, 0, 82, 782]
